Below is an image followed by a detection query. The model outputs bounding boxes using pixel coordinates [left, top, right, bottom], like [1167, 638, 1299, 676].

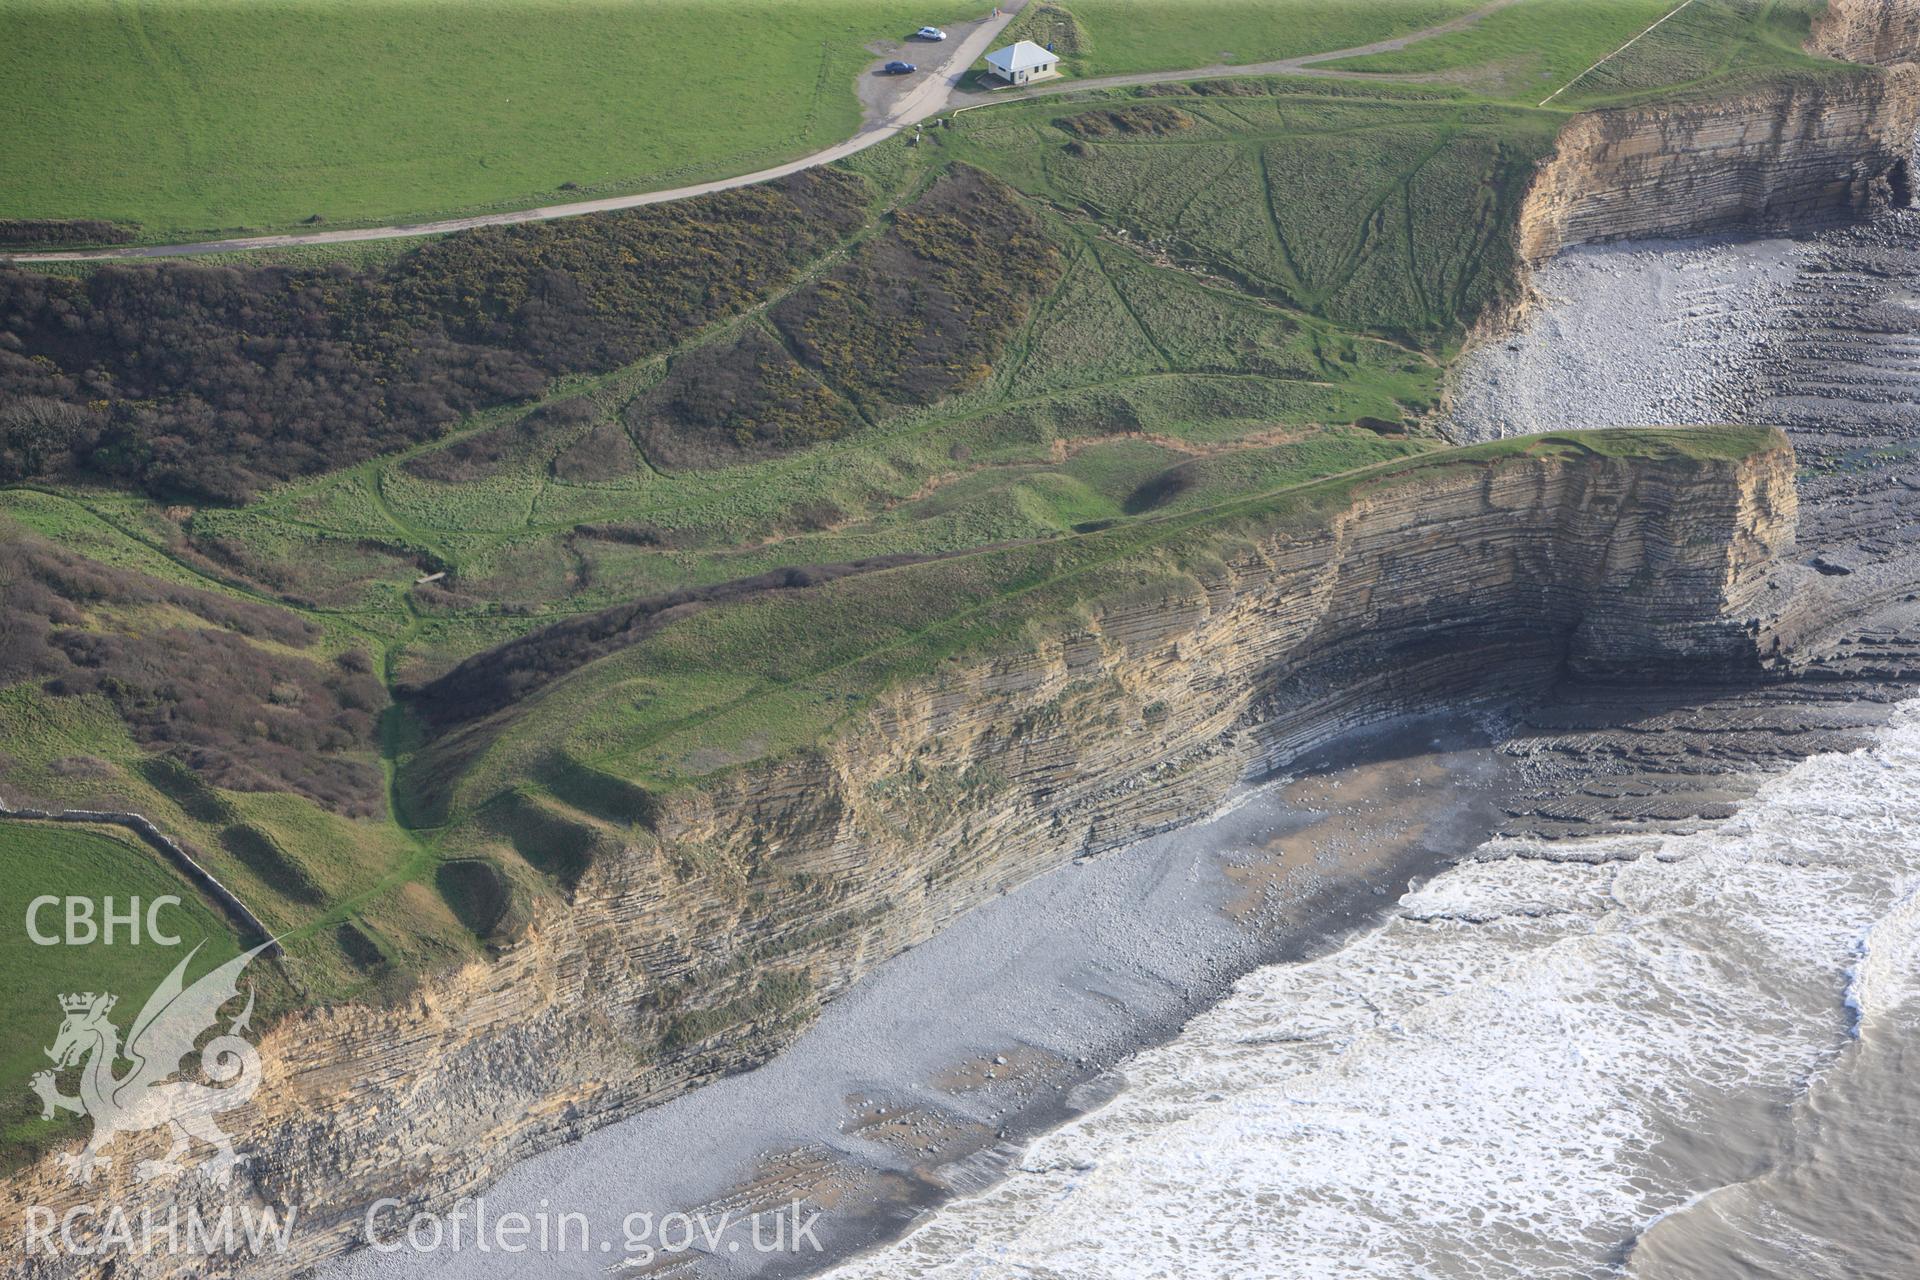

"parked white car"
[915, 26, 948, 41]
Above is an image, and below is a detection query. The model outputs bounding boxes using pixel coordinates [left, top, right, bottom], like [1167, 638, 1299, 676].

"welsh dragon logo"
[29, 941, 272, 1186]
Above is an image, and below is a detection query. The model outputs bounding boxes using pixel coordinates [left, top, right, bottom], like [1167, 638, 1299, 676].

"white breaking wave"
[827, 707, 1920, 1280]
[1843, 874, 1920, 1040]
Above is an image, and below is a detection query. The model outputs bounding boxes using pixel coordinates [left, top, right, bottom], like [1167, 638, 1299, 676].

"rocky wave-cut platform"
[1449, 215, 1920, 840]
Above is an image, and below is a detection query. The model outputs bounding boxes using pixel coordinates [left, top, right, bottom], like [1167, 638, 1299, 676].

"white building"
[983, 40, 1061, 86]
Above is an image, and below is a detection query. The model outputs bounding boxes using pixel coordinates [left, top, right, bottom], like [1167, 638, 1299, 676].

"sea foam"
[828, 709, 1920, 1280]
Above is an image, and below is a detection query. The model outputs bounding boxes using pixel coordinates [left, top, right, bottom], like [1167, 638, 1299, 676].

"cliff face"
[1518, 66, 1920, 260]
[0, 435, 1799, 1276]
[1809, 0, 1920, 65]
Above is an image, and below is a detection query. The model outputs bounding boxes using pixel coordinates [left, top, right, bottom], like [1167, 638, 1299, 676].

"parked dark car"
[883, 60, 917, 74]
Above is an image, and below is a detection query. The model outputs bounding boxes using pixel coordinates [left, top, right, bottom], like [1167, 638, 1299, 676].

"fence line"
[1, 797, 281, 954]
[1539, 0, 1702, 107]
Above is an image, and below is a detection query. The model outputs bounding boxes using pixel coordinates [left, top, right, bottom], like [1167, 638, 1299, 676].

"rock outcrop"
[1808, 0, 1920, 66]
[1518, 66, 1920, 260]
[0, 432, 1799, 1277]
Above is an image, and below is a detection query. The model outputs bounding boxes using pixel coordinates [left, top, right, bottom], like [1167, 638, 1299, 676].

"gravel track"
[8, 0, 1522, 265]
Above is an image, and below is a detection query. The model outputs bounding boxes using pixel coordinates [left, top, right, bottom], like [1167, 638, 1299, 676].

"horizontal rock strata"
[0, 435, 1799, 1277]
[1808, 0, 1920, 66]
[1519, 66, 1920, 260]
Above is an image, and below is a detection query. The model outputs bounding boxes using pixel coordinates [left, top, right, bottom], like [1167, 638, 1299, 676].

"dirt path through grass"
[10, 0, 1525, 265]
[979, 0, 1527, 98]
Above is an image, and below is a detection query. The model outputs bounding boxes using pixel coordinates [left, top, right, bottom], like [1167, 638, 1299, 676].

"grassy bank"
[0, 76, 1524, 1028]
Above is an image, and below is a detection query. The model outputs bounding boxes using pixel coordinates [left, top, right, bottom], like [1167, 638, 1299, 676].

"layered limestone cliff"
[1809, 0, 1920, 66]
[1518, 65, 1920, 261]
[0, 434, 1799, 1277]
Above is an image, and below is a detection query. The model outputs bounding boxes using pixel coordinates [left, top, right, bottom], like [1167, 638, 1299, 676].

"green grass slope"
[403, 426, 1785, 824]
[944, 85, 1561, 343]
[0, 81, 1517, 1041]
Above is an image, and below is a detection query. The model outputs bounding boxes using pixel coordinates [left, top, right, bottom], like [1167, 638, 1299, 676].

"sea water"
[826, 706, 1920, 1279]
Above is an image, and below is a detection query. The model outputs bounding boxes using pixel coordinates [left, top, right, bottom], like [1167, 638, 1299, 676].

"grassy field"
[1324, 0, 1838, 104]
[0, 0, 975, 238]
[0, 0, 1518, 242]
[983, 0, 1484, 78]
[0, 1, 1854, 244]
[971, 0, 1839, 103]
[0, 822, 248, 1170]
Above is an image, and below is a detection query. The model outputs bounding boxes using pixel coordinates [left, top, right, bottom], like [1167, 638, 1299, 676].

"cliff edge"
[1519, 64, 1920, 261]
[0, 429, 1798, 1276]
